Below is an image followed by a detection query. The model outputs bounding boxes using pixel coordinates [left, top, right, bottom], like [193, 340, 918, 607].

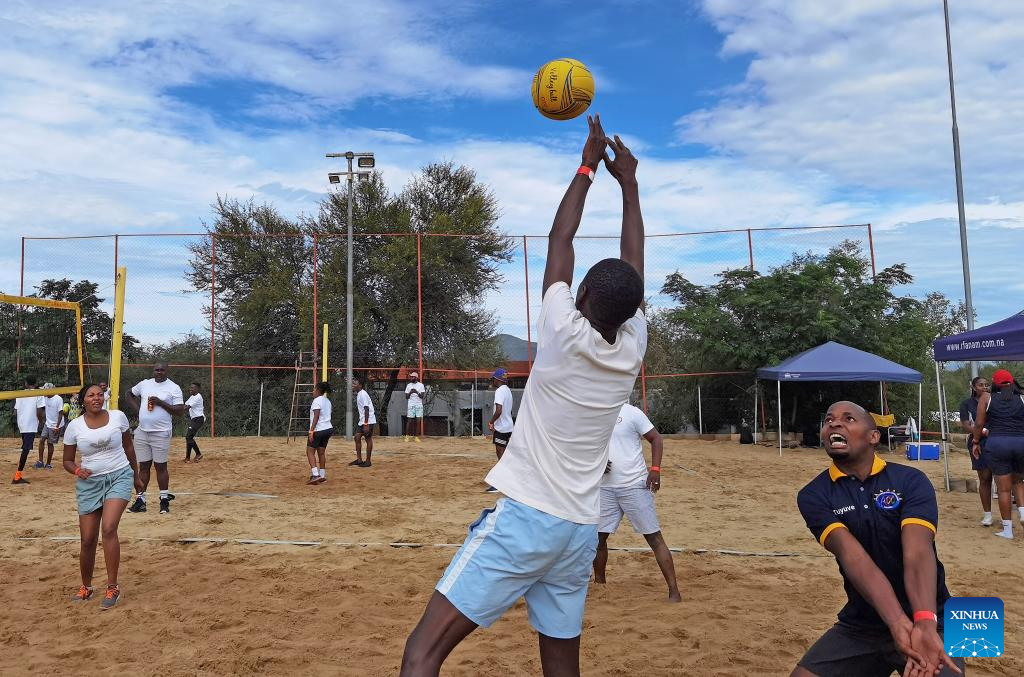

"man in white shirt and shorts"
[35, 384, 63, 470]
[352, 376, 376, 468]
[593, 402, 681, 602]
[12, 375, 45, 484]
[402, 116, 646, 677]
[404, 371, 426, 442]
[485, 368, 514, 493]
[126, 362, 184, 514]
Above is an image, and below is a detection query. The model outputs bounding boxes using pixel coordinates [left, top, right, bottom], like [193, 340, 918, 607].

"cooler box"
[906, 442, 940, 461]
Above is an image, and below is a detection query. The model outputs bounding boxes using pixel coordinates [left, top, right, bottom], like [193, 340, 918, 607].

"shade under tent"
[754, 341, 923, 458]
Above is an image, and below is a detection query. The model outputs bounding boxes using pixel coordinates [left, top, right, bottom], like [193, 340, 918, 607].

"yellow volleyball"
[531, 58, 595, 121]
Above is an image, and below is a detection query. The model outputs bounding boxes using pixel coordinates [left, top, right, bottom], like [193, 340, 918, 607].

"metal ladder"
[287, 350, 318, 442]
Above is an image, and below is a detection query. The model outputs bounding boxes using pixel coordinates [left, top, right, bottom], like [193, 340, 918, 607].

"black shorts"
[309, 428, 333, 448]
[493, 430, 512, 447]
[798, 623, 965, 677]
[968, 436, 988, 471]
[186, 416, 205, 438]
[356, 424, 373, 438]
[985, 435, 1024, 476]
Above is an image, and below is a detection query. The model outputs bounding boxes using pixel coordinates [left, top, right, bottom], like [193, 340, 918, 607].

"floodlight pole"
[327, 151, 374, 439]
[943, 0, 978, 378]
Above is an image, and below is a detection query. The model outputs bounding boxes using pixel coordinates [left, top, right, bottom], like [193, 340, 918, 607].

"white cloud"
[682, 0, 1024, 200]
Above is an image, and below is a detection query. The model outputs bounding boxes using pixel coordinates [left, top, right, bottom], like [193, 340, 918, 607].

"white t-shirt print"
[485, 281, 647, 524]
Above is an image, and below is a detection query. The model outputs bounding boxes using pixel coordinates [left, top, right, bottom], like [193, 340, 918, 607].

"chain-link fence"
[18, 224, 876, 437]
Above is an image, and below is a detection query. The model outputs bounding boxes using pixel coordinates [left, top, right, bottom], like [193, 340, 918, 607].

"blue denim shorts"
[436, 498, 598, 639]
[76, 464, 134, 515]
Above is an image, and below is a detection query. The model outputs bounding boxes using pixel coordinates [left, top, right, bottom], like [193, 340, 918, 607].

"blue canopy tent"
[932, 310, 1024, 490]
[755, 341, 924, 457]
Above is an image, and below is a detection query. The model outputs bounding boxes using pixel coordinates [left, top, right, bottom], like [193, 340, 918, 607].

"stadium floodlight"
[325, 150, 376, 440]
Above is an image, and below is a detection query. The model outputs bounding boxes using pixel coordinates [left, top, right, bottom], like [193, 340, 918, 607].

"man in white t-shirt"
[125, 362, 184, 514]
[98, 381, 110, 410]
[35, 385, 64, 470]
[12, 375, 45, 484]
[402, 116, 647, 676]
[404, 371, 426, 443]
[593, 403, 680, 602]
[352, 376, 376, 468]
[484, 368, 515, 493]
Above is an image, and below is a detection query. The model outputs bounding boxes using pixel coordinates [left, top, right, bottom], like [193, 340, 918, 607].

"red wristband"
[576, 165, 595, 182]
[73, 467, 81, 477]
[649, 466, 661, 472]
[913, 611, 937, 623]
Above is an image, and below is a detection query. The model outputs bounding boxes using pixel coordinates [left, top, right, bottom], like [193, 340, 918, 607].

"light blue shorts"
[76, 465, 134, 515]
[408, 402, 424, 418]
[436, 498, 598, 639]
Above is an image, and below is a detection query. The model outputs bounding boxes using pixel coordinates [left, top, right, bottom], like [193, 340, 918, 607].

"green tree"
[185, 163, 513, 435]
[650, 241, 966, 434]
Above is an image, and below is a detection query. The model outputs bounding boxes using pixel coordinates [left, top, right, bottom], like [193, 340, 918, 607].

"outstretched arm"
[603, 135, 643, 280]
[542, 114, 607, 294]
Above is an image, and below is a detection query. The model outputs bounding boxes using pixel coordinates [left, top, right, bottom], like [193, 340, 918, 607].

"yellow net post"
[108, 267, 127, 410]
[322, 323, 328, 383]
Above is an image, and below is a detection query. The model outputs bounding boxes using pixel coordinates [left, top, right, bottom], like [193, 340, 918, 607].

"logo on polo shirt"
[945, 597, 1004, 658]
[873, 489, 901, 510]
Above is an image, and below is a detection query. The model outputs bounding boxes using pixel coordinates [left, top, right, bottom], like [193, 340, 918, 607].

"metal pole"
[935, 361, 950, 491]
[16, 236, 24, 372]
[470, 378, 475, 438]
[753, 380, 758, 443]
[879, 382, 884, 413]
[943, 0, 978, 378]
[746, 229, 754, 271]
[313, 233, 318, 373]
[346, 156, 354, 441]
[416, 233, 425, 437]
[523, 236, 533, 372]
[867, 224, 877, 278]
[917, 382, 923, 442]
[257, 381, 264, 437]
[777, 380, 783, 456]
[697, 383, 703, 434]
[210, 235, 216, 438]
[941, 382, 952, 491]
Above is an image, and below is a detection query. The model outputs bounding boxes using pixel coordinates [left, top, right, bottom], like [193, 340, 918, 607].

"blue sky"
[3, 0, 1024, 346]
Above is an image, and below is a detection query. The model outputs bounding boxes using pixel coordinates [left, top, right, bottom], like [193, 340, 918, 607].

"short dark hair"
[317, 381, 332, 394]
[580, 259, 643, 328]
[190, 382, 202, 391]
[24, 374, 37, 386]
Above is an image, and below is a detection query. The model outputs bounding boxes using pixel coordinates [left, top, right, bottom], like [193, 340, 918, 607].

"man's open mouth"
[828, 433, 848, 450]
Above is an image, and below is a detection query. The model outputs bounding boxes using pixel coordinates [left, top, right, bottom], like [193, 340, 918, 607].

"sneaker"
[348, 459, 363, 466]
[358, 461, 372, 468]
[33, 461, 44, 469]
[100, 585, 121, 609]
[159, 498, 170, 514]
[71, 585, 94, 602]
[994, 530, 1013, 540]
[44, 464, 53, 470]
[127, 497, 146, 513]
[12, 474, 29, 485]
[403, 435, 409, 442]
[484, 486, 498, 493]
[415, 437, 421, 443]
[313, 476, 326, 484]
[981, 514, 993, 526]
[306, 476, 320, 485]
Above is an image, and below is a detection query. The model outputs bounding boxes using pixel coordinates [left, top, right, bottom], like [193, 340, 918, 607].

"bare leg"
[138, 460, 152, 494]
[100, 499, 128, 586]
[38, 435, 45, 463]
[317, 447, 326, 470]
[643, 531, 681, 602]
[78, 511, 101, 586]
[401, 591, 478, 676]
[354, 433, 363, 462]
[365, 435, 373, 463]
[406, 417, 415, 438]
[538, 633, 581, 677]
[995, 473, 1013, 521]
[46, 440, 55, 465]
[154, 461, 169, 492]
[306, 445, 317, 471]
[790, 667, 818, 677]
[1013, 474, 1024, 518]
[977, 468, 993, 513]
[593, 532, 609, 584]
[494, 444, 505, 461]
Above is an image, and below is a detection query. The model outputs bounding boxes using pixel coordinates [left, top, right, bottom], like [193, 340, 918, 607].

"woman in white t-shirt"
[62, 383, 144, 609]
[306, 381, 333, 485]
[183, 382, 206, 463]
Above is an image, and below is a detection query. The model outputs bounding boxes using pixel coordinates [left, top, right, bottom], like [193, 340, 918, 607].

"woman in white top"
[306, 381, 333, 485]
[62, 383, 144, 609]
[183, 382, 206, 463]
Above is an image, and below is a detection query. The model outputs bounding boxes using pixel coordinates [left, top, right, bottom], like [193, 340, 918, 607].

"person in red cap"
[974, 368, 1024, 539]
[404, 371, 426, 442]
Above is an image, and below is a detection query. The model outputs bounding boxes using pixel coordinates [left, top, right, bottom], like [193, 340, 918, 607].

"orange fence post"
[210, 234, 216, 438]
[640, 362, 648, 413]
[867, 223, 876, 278]
[312, 233, 318, 373]
[417, 233, 425, 436]
[523, 236, 533, 372]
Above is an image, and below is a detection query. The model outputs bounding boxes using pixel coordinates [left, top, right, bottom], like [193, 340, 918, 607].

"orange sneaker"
[12, 471, 29, 485]
[71, 585, 94, 602]
[100, 585, 121, 610]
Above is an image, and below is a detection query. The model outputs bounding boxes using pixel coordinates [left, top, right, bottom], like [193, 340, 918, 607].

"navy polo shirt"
[797, 455, 951, 632]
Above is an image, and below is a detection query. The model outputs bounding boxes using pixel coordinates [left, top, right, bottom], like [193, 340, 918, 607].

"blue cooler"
[906, 442, 940, 461]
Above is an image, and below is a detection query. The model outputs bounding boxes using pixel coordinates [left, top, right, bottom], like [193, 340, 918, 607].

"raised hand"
[581, 114, 607, 170]
[603, 135, 638, 186]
